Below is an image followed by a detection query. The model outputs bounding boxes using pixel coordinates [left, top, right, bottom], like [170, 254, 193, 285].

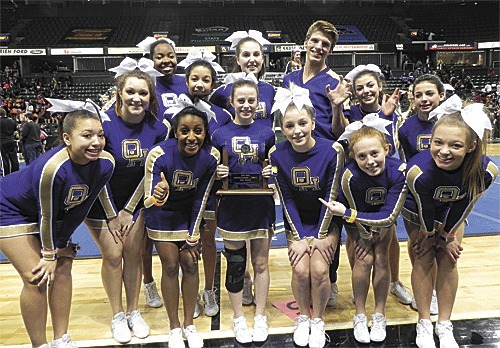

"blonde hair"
[305, 20, 339, 49]
[432, 111, 486, 198]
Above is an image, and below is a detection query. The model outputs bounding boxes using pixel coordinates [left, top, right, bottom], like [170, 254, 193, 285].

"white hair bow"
[136, 36, 176, 55]
[225, 30, 271, 50]
[178, 47, 225, 73]
[344, 64, 382, 82]
[108, 57, 163, 80]
[338, 113, 392, 141]
[164, 94, 217, 123]
[271, 86, 313, 116]
[223, 72, 258, 85]
[429, 95, 491, 139]
[46, 98, 110, 122]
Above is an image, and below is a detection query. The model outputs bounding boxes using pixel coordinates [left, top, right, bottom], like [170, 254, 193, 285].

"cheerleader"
[85, 65, 169, 344]
[210, 29, 275, 129]
[143, 106, 219, 348]
[137, 37, 189, 307]
[343, 64, 413, 306]
[321, 115, 408, 344]
[283, 19, 351, 307]
[403, 103, 497, 348]
[0, 106, 116, 348]
[168, 48, 232, 317]
[211, 79, 275, 344]
[269, 86, 344, 348]
[398, 74, 445, 162]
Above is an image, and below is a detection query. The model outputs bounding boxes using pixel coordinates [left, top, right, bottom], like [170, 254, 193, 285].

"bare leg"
[156, 241, 181, 329]
[49, 256, 73, 339]
[142, 237, 154, 284]
[289, 242, 311, 315]
[201, 220, 217, 291]
[251, 234, 271, 317]
[310, 250, 330, 319]
[180, 249, 200, 327]
[372, 227, 392, 315]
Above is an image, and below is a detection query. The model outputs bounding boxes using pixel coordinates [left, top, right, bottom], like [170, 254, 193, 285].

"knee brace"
[223, 246, 247, 293]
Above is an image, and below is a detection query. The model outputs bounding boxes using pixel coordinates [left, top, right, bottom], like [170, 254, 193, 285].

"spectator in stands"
[285, 49, 303, 74]
[382, 64, 392, 81]
[20, 112, 42, 165]
[0, 107, 19, 175]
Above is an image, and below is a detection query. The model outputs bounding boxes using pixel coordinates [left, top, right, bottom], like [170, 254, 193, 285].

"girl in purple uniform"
[0, 108, 115, 348]
[85, 67, 168, 344]
[269, 86, 344, 348]
[321, 116, 408, 344]
[143, 106, 219, 348]
[210, 30, 275, 129]
[403, 103, 497, 348]
[169, 49, 232, 318]
[211, 79, 275, 344]
[343, 64, 413, 307]
[137, 37, 189, 308]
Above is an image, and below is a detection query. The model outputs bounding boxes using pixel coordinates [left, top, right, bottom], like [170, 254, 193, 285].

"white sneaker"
[309, 318, 329, 348]
[390, 280, 413, 305]
[411, 291, 439, 316]
[183, 325, 203, 348]
[430, 290, 439, 315]
[168, 328, 185, 348]
[293, 315, 310, 347]
[111, 312, 131, 344]
[193, 293, 201, 319]
[203, 288, 219, 317]
[416, 319, 436, 348]
[38, 345, 50, 348]
[144, 280, 163, 308]
[353, 313, 370, 343]
[326, 283, 338, 307]
[253, 314, 268, 342]
[435, 321, 459, 348]
[242, 278, 254, 305]
[370, 313, 387, 342]
[51, 333, 78, 348]
[127, 309, 150, 339]
[233, 316, 252, 344]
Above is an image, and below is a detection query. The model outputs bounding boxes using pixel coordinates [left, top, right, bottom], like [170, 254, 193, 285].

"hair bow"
[136, 36, 176, 55]
[429, 95, 491, 139]
[223, 72, 258, 85]
[338, 113, 392, 141]
[108, 57, 163, 80]
[225, 30, 271, 50]
[46, 98, 110, 122]
[271, 86, 313, 116]
[165, 94, 217, 123]
[178, 47, 225, 73]
[344, 64, 382, 83]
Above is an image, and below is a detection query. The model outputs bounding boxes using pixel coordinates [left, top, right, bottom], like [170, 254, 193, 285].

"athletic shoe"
[127, 309, 150, 339]
[416, 319, 436, 348]
[253, 314, 268, 342]
[353, 313, 370, 344]
[390, 280, 413, 305]
[370, 313, 387, 342]
[202, 288, 219, 317]
[242, 278, 254, 305]
[411, 291, 439, 316]
[183, 325, 203, 348]
[193, 293, 201, 319]
[293, 315, 310, 347]
[51, 333, 78, 348]
[168, 328, 185, 348]
[309, 318, 329, 348]
[38, 345, 51, 348]
[435, 320, 459, 348]
[326, 283, 338, 307]
[430, 290, 439, 315]
[144, 280, 163, 308]
[233, 316, 252, 344]
[111, 312, 131, 344]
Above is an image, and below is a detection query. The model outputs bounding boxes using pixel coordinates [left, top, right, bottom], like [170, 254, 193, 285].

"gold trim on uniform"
[124, 177, 145, 213]
[147, 228, 188, 242]
[402, 208, 442, 231]
[0, 223, 39, 238]
[143, 146, 165, 208]
[39, 147, 71, 251]
[84, 218, 109, 230]
[203, 210, 216, 220]
[218, 227, 270, 241]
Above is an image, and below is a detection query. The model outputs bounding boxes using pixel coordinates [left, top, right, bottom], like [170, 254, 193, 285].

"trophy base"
[216, 188, 274, 196]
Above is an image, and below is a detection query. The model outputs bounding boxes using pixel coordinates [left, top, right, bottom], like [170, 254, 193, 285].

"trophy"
[217, 149, 274, 196]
